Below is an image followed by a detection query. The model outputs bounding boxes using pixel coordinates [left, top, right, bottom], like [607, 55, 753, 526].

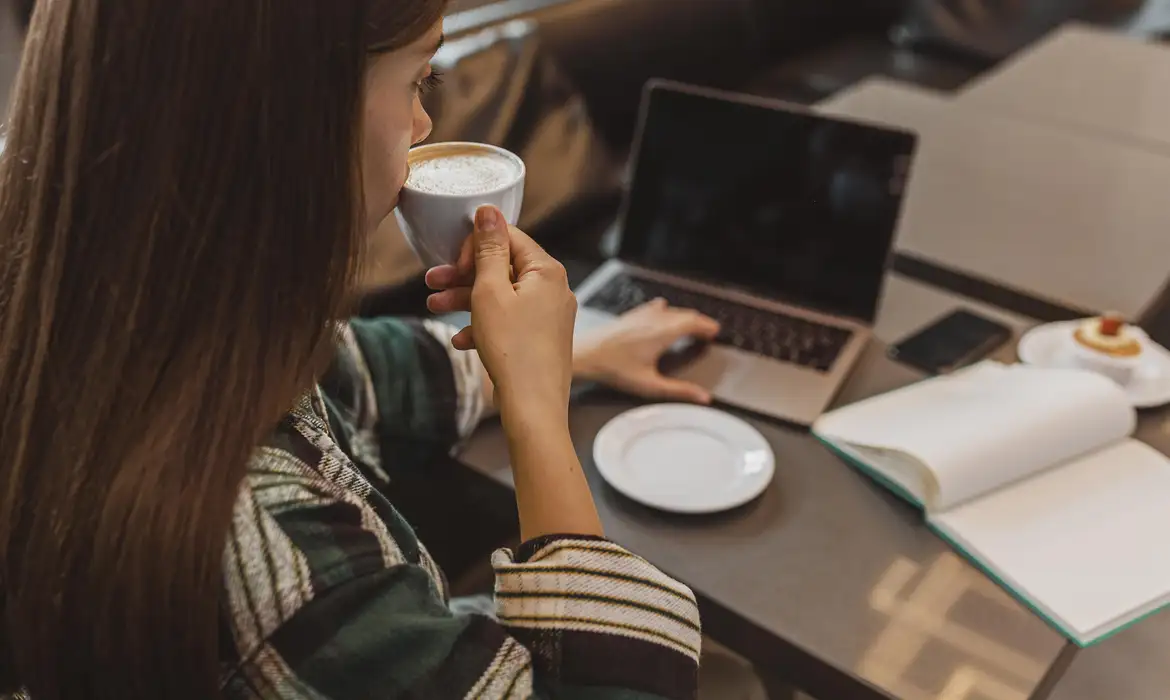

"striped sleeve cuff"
[491, 537, 701, 694]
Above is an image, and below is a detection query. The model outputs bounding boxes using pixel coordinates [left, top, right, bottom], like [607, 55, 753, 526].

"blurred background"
[5, 0, 1169, 305]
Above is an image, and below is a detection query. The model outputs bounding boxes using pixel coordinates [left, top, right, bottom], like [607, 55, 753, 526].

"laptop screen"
[616, 82, 917, 323]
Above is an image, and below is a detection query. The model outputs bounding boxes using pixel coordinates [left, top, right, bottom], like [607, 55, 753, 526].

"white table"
[817, 77, 1170, 319]
[960, 24, 1170, 151]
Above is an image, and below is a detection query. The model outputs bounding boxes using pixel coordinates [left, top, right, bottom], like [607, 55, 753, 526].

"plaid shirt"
[218, 318, 702, 699]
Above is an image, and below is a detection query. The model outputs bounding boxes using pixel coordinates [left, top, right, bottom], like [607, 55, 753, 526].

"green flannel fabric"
[219, 318, 702, 699]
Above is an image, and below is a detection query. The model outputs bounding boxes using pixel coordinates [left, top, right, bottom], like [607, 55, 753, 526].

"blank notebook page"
[933, 439, 1170, 639]
[814, 362, 1133, 511]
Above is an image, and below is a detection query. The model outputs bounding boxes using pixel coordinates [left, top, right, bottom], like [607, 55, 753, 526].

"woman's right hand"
[444, 206, 578, 423]
[428, 206, 602, 540]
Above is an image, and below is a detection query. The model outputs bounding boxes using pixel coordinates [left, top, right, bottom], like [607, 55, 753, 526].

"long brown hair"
[0, 0, 445, 697]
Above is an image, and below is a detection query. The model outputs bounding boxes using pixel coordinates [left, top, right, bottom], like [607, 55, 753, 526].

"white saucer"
[593, 404, 774, 514]
[1017, 321, 1170, 408]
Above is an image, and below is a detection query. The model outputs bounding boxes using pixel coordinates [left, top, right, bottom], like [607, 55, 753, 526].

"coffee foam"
[405, 150, 520, 196]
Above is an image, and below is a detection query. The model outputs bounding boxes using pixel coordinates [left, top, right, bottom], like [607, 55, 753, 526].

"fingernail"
[475, 206, 500, 230]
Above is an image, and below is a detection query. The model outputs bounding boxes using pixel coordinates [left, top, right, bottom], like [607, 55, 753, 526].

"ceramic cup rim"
[401, 141, 526, 200]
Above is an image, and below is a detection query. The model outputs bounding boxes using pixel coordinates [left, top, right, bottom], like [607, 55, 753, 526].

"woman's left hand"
[573, 299, 720, 404]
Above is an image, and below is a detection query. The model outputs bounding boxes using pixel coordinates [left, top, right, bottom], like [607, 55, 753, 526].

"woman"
[0, 1, 723, 698]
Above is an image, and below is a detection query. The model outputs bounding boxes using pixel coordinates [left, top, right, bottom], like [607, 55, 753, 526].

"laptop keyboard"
[583, 274, 853, 372]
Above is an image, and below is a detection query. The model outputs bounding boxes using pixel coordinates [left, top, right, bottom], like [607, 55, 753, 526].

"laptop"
[574, 80, 918, 425]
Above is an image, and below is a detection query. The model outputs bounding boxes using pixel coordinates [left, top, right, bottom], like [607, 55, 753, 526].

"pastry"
[1072, 314, 1143, 357]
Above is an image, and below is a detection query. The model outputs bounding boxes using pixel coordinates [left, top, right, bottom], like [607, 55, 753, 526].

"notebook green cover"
[812, 361, 1170, 647]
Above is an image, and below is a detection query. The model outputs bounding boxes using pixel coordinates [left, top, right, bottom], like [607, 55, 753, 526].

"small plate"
[593, 404, 774, 514]
[1017, 321, 1170, 408]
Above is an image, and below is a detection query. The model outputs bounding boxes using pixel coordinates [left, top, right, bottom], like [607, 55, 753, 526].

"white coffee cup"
[394, 142, 525, 267]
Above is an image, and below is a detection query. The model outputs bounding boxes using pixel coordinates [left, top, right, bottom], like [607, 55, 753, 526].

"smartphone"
[888, 309, 1013, 374]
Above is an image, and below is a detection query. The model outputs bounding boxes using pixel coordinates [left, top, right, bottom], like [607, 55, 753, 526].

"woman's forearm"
[473, 346, 598, 420]
[469, 349, 604, 540]
[501, 405, 603, 541]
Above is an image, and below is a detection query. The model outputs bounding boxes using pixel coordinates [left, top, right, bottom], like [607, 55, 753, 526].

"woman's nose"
[412, 102, 433, 146]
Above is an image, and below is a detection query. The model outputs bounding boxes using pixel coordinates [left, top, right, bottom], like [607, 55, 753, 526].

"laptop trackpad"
[670, 347, 748, 394]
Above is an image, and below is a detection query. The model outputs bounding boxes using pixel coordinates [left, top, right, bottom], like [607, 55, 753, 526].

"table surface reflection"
[460, 343, 1070, 700]
[450, 267, 1170, 699]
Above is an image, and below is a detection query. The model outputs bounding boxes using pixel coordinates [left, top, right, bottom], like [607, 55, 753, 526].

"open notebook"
[813, 361, 1170, 646]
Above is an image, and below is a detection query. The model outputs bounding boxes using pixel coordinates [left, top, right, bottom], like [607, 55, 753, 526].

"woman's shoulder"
[250, 390, 377, 504]
[319, 318, 487, 483]
[220, 392, 443, 682]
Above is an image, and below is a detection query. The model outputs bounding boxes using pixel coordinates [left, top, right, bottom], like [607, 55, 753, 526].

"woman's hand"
[574, 299, 720, 404]
[427, 206, 576, 424]
[427, 207, 601, 539]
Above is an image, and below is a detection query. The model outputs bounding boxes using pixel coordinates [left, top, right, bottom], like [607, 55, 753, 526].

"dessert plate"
[1018, 321, 1170, 408]
[593, 404, 774, 514]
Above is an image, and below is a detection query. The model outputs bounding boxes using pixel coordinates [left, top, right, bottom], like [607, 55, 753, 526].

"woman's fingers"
[426, 287, 472, 314]
[425, 264, 463, 290]
[669, 308, 721, 340]
[471, 206, 514, 293]
[451, 325, 476, 351]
